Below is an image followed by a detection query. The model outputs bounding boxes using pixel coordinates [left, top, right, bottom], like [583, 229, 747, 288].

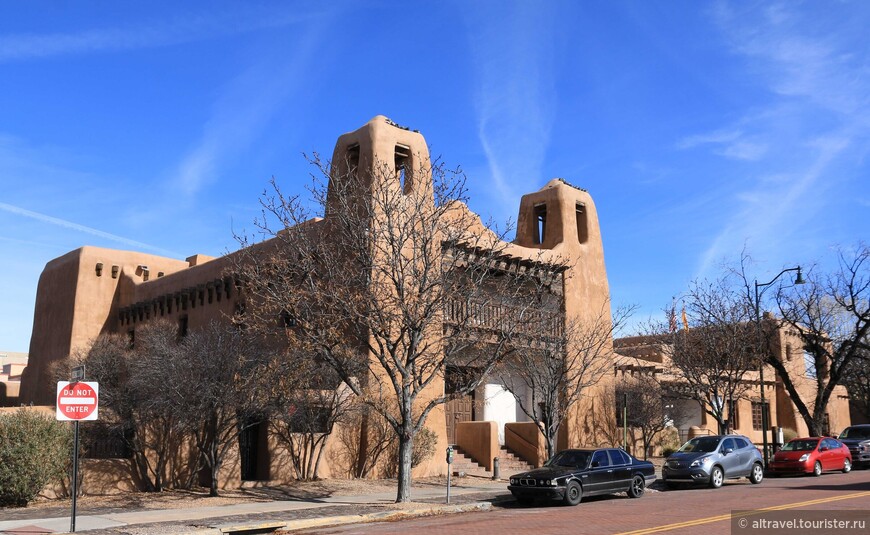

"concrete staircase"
[451, 446, 534, 479]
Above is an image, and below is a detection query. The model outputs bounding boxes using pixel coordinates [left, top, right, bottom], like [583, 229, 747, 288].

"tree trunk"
[545, 431, 556, 460]
[395, 429, 413, 503]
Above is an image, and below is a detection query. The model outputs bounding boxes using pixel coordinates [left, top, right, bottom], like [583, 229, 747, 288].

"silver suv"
[662, 435, 764, 489]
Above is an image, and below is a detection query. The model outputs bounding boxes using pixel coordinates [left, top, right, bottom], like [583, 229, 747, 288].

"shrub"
[781, 427, 798, 443]
[383, 426, 438, 478]
[661, 447, 677, 457]
[0, 409, 72, 507]
[411, 427, 437, 468]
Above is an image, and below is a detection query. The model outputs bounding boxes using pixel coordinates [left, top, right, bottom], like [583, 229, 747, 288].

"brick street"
[298, 469, 870, 535]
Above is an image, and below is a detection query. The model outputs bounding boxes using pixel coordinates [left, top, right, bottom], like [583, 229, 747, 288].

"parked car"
[507, 448, 655, 506]
[662, 434, 764, 489]
[838, 424, 870, 468]
[768, 437, 852, 476]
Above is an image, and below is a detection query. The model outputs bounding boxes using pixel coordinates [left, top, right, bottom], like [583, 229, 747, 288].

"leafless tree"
[235, 153, 554, 501]
[842, 341, 870, 424]
[749, 244, 870, 436]
[72, 322, 191, 492]
[267, 355, 355, 480]
[662, 275, 759, 434]
[616, 374, 690, 459]
[175, 320, 272, 497]
[333, 407, 395, 479]
[499, 302, 633, 459]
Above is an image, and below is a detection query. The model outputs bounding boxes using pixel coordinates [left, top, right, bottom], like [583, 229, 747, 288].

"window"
[607, 449, 628, 466]
[575, 203, 588, 243]
[346, 143, 360, 176]
[533, 203, 547, 244]
[591, 450, 610, 467]
[178, 316, 189, 337]
[395, 144, 410, 192]
[752, 401, 768, 430]
[721, 438, 737, 452]
[728, 399, 739, 430]
[803, 348, 817, 378]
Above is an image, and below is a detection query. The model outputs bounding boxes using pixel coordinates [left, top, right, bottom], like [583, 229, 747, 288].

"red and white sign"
[56, 381, 99, 421]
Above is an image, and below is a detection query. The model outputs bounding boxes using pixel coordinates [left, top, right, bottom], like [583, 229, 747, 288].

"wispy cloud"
[463, 5, 557, 208]
[0, 8, 322, 62]
[696, 1, 870, 274]
[0, 202, 180, 257]
[168, 24, 325, 198]
[677, 128, 768, 161]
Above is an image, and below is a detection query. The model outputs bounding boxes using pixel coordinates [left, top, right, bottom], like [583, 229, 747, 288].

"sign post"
[57, 379, 99, 533]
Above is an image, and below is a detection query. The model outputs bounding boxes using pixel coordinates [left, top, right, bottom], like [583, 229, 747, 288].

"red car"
[768, 437, 852, 476]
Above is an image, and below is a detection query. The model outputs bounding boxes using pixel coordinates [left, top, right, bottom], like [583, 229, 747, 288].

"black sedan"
[507, 448, 656, 506]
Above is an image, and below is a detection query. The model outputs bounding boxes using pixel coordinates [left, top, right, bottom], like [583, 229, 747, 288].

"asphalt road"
[298, 468, 870, 535]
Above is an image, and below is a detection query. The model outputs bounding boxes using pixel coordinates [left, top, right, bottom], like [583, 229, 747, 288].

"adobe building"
[0, 350, 27, 406]
[20, 116, 617, 490]
[614, 323, 852, 453]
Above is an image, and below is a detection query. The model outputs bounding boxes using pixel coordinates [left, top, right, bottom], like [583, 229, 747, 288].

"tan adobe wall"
[20, 117, 616, 489]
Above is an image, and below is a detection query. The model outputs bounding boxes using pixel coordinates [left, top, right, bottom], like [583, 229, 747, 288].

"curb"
[190, 501, 493, 534]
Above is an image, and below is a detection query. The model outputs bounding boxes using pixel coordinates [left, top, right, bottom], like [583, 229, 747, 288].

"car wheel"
[709, 466, 724, 489]
[749, 463, 764, 484]
[813, 461, 822, 477]
[563, 481, 582, 506]
[628, 475, 645, 498]
[843, 459, 852, 474]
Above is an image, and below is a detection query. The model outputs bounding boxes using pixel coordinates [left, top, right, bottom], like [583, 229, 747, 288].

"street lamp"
[754, 266, 805, 468]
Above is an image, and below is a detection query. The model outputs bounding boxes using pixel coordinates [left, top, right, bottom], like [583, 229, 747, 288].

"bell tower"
[326, 116, 433, 219]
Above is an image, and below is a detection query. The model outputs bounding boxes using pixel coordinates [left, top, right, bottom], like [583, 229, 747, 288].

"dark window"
[728, 399, 739, 430]
[346, 143, 360, 174]
[178, 316, 189, 337]
[607, 449, 627, 466]
[575, 203, 588, 243]
[84, 425, 132, 459]
[721, 438, 737, 452]
[287, 405, 332, 433]
[751, 401, 767, 430]
[591, 450, 610, 467]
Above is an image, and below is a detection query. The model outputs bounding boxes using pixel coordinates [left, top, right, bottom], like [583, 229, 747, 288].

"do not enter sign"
[56, 381, 99, 421]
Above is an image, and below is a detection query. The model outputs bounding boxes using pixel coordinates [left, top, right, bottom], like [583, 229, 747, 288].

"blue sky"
[1, 1, 868, 352]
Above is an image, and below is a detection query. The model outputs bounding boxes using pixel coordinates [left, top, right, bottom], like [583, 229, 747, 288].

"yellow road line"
[613, 490, 870, 535]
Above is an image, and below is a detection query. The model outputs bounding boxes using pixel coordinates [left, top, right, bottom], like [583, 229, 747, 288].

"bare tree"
[663, 276, 759, 434]
[616, 374, 690, 459]
[235, 153, 553, 501]
[842, 341, 870, 423]
[753, 245, 870, 436]
[499, 302, 633, 459]
[267, 355, 354, 480]
[334, 407, 395, 478]
[74, 322, 190, 492]
[175, 321, 271, 497]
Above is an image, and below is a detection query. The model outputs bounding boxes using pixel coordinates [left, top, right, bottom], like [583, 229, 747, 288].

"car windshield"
[781, 439, 818, 451]
[678, 437, 721, 453]
[545, 451, 591, 468]
[840, 427, 870, 440]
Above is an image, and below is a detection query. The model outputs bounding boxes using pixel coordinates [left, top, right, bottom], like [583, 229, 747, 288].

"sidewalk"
[0, 481, 510, 535]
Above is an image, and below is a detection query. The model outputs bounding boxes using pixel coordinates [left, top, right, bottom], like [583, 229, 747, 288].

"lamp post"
[754, 266, 805, 468]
